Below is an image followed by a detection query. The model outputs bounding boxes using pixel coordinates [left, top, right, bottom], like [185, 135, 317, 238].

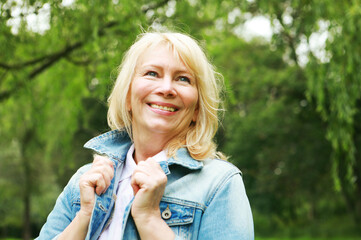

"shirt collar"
[121, 144, 137, 181]
[84, 130, 203, 170]
[121, 144, 168, 180]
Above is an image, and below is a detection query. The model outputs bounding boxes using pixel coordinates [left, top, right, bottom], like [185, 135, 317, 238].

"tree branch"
[275, 12, 300, 67]
[0, 89, 12, 101]
[0, 0, 171, 102]
[0, 70, 7, 85]
[65, 55, 91, 66]
[142, 0, 171, 13]
[29, 41, 83, 79]
[0, 0, 170, 71]
[0, 54, 52, 70]
[0, 42, 84, 102]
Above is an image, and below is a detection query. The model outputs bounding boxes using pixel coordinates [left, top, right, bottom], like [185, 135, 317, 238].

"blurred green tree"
[0, 0, 360, 239]
[0, 0, 169, 238]
[247, 0, 361, 226]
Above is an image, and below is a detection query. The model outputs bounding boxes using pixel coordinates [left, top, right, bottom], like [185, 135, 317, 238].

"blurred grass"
[0, 239, 22, 240]
[1, 239, 23, 240]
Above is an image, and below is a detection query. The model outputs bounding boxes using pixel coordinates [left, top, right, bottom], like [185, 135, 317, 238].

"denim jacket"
[37, 130, 254, 240]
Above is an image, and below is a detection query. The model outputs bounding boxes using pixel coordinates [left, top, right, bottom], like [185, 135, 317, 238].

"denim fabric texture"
[36, 130, 254, 240]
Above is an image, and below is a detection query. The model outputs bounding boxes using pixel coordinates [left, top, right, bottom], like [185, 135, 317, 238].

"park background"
[0, 0, 361, 239]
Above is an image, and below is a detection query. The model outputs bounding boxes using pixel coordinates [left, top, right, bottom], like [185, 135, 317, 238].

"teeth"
[150, 104, 176, 112]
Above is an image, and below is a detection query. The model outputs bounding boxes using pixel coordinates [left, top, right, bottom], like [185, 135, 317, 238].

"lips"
[148, 103, 179, 112]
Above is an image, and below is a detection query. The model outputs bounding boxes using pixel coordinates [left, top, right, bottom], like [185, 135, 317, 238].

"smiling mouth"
[149, 103, 178, 112]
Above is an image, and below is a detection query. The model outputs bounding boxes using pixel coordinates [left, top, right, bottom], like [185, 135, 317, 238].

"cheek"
[130, 81, 148, 104]
[185, 90, 198, 110]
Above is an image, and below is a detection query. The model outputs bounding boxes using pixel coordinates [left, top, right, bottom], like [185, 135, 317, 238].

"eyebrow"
[140, 63, 193, 76]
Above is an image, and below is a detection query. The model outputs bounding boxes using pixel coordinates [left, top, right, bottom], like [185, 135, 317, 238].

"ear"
[126, 87, 132, 112]
[126, 97, 131, 112]
[192, 108, 199, 122]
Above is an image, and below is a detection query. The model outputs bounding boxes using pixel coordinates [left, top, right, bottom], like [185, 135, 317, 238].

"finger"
[84, 169, 111, 191]
[131, 171, 149, 194]
[135, 160, 166, 183]
[82, 172, 107, 195]
[145, 157, 155, 163]
[131, 180, 140, 195]
[101, 170, 114, 194]
[144, 158, 163, 173]
[133, 162, 152, 176]
[136, 161, 165, 185]
[136, 158, 161, 173]
[90, 157, 114, 184]
[93, 173, 107, 195]
[93, 155, 114, 168]
[131, 171, 148, 187]
[98, 164, 114, 185]
[96, 173, 111, 194]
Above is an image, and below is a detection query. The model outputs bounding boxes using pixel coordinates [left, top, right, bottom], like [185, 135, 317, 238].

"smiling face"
[129, 44, 199, 142]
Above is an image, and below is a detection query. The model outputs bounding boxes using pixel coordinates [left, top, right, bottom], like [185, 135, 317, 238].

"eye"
[146, 71, 158, 77]
[178, 76, 191, 84]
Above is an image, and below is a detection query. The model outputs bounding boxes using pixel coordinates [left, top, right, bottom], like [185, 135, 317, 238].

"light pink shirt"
[99, 144, 167, 239]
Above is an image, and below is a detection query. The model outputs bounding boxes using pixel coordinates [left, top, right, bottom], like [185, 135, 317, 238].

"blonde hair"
[107, 31, 225, 160]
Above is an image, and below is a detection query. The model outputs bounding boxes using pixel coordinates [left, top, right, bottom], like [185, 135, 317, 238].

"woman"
[37, 31, 254, 240]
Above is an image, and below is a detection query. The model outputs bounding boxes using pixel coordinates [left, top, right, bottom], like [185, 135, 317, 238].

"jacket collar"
[83, 130, 203, 170]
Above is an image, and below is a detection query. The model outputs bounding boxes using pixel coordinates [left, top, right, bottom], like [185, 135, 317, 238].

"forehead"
[136, 44, 193, 73]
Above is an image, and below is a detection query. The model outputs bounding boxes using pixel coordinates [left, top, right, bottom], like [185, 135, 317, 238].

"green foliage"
[1, 0, 360, 239]
[306, 1, 361, 193]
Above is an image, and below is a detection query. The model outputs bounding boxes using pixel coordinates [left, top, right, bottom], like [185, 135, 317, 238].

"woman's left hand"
[130, 158, 174, 239]
[130, 158, 167, 220]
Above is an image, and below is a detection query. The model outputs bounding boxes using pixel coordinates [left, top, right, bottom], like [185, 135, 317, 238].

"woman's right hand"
[58, 155, 114, 240]
[79, 155, 114, 217]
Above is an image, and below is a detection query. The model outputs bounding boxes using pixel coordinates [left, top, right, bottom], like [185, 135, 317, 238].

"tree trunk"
[22, 159, 32, 240]
[338, 151, 361, 229]
[353, 145, 361, 232]
[21, 129, 33, 240]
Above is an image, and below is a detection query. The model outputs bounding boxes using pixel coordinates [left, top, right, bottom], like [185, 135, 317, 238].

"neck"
[132, 129, 172, 164]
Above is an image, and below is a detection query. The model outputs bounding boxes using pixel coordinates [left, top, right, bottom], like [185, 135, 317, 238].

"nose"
[158, 75, 177, 98]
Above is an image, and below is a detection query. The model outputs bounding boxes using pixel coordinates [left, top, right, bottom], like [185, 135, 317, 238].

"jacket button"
[161, 206, 172, 220]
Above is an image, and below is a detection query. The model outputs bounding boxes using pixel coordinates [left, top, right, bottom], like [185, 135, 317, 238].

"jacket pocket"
[159, 197, 204, 239]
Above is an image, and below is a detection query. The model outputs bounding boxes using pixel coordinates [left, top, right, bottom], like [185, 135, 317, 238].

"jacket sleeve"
[35, 167, 86, 240]
[198, 172, 254, 240]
